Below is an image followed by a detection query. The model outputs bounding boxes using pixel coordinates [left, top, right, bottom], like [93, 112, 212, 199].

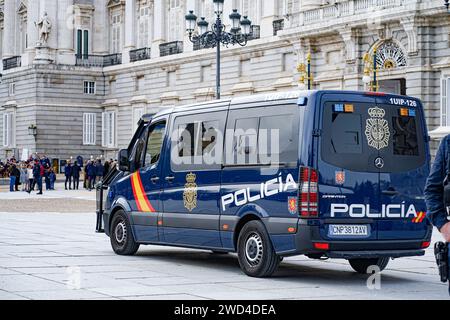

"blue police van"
[96, 90, 433, 277]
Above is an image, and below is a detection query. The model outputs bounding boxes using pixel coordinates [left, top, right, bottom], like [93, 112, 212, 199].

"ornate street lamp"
[28, 124, 37, 139]
[185, 1, 252, 99]
[297, 52, 312, 90]
[363, 45, 379, 92]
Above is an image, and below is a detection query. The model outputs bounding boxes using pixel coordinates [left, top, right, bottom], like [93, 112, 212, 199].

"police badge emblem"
[365, 107, 390, 150]
[183, 172, 197, 212]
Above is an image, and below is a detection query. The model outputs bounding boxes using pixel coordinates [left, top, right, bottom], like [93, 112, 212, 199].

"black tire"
[237, 220, 280, 277]
[348, 257, 390, 274]
[110, 210, 140, 255]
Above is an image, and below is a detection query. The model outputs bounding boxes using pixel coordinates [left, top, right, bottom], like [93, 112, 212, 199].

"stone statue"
[36, 12, 52, 45]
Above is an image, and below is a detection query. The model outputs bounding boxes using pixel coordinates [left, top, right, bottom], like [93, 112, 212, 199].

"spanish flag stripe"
[130, 172, 156, 213]
[131, 173, 143, 212]
[135, 171, 156, 212]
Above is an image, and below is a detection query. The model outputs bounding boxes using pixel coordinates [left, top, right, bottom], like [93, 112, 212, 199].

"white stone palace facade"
[1, 0, 450, 166]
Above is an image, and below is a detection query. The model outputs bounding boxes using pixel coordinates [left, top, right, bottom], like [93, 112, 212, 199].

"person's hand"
[440, 222, 450, 242]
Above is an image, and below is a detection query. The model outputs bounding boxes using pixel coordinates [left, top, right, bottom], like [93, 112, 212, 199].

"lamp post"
[185, 0, 252, 100]
[297, 52, 312, 90]
[362, 45, 379, 92]
[28, 124, 37, 140]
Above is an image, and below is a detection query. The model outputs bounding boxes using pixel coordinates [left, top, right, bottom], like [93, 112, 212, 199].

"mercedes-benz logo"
[375, 157, 384, 169]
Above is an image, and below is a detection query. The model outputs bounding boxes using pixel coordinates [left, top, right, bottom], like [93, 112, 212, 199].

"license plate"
[329, 224, 369, 237]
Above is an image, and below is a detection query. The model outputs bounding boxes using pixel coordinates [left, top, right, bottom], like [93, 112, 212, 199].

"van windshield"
[321, 101, 426, 173]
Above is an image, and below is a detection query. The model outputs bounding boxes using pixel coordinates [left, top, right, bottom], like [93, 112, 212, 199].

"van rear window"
[321, 102, 426, 173]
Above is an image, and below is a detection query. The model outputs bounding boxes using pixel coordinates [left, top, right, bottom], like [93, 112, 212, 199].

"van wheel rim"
[115, 221, 127, 244]
[245, 233, 263, 266]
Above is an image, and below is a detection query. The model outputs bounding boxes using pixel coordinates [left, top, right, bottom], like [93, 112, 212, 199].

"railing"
[75, 53, 122, 67]
[248, 25, 260, 41]
[3, 56, 21, 70]
[273, 19, 284, 36]
[291, 0, 418, 27]
[159, 41, 183, 57]
[193, 41, 215, 51]
[129, 47, 151, 62]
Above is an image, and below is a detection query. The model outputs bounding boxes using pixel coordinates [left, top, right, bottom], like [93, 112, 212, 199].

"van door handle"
[382, 189, 399, 196]
[165, 175, 175, 183]
[151, 176, 160, 184]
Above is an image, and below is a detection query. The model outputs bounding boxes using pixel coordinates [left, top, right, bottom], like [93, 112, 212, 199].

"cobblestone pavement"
[0, 189, 449, 300]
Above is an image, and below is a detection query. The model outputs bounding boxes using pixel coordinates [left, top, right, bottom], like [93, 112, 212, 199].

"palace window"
[84, 81, 96, 94]
[18, 3, 27, 54]
[200, 0, 214, 20]
[2, 112, 15, 148]
[102, 111, 116, 148]
[168, 0, 183, 42]
[76, 29, 89, 57]
[283, 0, 294, 16]
[110, 9, 123, 54]
[83, 113, 96, 145]
[133, 106, 145, 133]
[138, 0, 152, 48]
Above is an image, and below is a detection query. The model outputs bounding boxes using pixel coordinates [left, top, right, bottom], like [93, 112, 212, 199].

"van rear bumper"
[325, 249, 425, 259]
[283, 221, 431, 259]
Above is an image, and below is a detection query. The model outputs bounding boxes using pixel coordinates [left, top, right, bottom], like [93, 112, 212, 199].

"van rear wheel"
[348, 257, 389, 274]
[110, 210, 140, 256]
[237, 220, 280, 277]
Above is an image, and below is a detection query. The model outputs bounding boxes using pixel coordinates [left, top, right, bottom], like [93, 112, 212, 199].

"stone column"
[123, 0, 136, 63]
[22, 0, 40, 66]
[2, 0, 16, 59]
[260, 0, 277, 38]
[57, 0, 75, 65]
[93, 0, 108, 55]
[151, 0, 166, 58]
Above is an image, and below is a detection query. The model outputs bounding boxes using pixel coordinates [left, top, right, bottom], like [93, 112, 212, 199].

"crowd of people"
[0, 154, 116, 194]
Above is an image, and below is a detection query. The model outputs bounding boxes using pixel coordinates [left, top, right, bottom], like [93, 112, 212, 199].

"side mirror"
[118, 149, 130, 172]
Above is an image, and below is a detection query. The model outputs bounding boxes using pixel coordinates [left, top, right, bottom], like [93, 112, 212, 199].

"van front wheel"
[348, 257, 389, 274]
[237, 220, 280, 277]
[110, 210, 140, 256]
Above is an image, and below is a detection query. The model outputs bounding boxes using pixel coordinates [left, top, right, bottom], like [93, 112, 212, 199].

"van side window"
[130, 126, 148, 172]
[234, 118, 259, 164]
[171, 111, 226, 171]
[225, 105, 299, 166]
[144, 121, 166, 167]
[259, 115, 296, 162]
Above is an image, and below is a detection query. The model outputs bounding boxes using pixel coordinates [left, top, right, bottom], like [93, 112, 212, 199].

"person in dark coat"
[72, 162, 81, 190]
[95, 160, 104, 184]
[87, 161, 96, 191]
[33, 160, 43, 195]
[64, 162, 73, 190]
[9, 164, 20, 192]
[11, 164, 20, 191]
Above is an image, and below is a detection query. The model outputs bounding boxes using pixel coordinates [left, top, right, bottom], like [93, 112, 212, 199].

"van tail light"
[421, 241, 431, 249]
[299, 166, 319, 218]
